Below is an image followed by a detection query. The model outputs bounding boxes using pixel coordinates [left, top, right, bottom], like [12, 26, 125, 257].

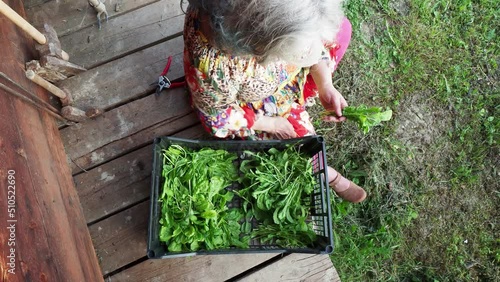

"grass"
[314, 0, 499, 280]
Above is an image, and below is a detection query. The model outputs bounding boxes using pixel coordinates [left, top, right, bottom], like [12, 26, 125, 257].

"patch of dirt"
[389, 0, 410, 16]
[394, 94, 451, 147]
[394, 93, 456, 193]
[360, 22, 376, 41]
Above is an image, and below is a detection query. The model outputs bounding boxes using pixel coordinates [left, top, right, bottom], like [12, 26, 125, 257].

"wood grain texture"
[56, 36, 184, 112]
[0, 1, 102, 281]
[25, 0, 160, 37]
[40, 55, 86, 78]
[239, 254, 341, 282]
[110, 253, 280, 282]
[89, 201, 150, 275]
[75, 125, 206, 224]
[74, 145, 152, 224]
[60, 0, 185, 69]
[23, 0, 51, 9]
[68, 109, 199, 174]
[60, 87, 194, 170]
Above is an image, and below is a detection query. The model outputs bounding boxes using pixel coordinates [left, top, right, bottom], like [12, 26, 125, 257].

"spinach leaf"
[323, 105, 393, 133]
[159, 145, 245, 251]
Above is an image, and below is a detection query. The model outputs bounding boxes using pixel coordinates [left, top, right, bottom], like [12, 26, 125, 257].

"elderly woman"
[183, 0, 366, 203]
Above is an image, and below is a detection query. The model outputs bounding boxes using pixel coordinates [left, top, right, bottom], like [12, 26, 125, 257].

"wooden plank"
[25, 0, 160, 37]
[239, 254, 341, 282]
[60, 87, 193, 170]
[0, 1, 102, 281]
[23, 0, 51, 9]
[75, 125, 206, 224]
[68, 110, 199, 174]
[57, 36, 184, 112]
[110, 254, 279, 281]
[0, 72, 59, 282]
[89, 201, 150, 275]
[74, 146, 152, 223]
[60, 0, 185, 68]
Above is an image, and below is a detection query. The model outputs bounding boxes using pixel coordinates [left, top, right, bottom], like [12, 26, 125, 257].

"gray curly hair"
[187, 0, 345, 66]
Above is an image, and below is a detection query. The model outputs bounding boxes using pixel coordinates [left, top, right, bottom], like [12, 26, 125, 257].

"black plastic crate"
[147, 136, 334, 258]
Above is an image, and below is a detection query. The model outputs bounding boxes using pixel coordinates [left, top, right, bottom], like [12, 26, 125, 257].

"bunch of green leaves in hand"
[238, 146, 317, 247]
[159, 145, 247, 252]
[322, 105, 392, 133]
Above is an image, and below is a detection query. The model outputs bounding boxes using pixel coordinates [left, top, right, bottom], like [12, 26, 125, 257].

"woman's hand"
[319, 86, 348, 122]
[253, 116, 297, 139]
[310, 61, 348, 122]
[270, 116, 297, 139]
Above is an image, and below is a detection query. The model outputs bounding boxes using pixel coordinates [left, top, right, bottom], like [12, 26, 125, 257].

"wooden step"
[89, 201, 150, 275]
[239, 254, 341, 282]
[60, 88, 198, 174]
[57, 36, 184, 112]
[74, 124, 206, 224]
[74, 145, 152, 224]
[68, 110, 199, 174]
[59, 0, 185, 69]
[109, 253, 279, 281]
[25, 0, 160, 37]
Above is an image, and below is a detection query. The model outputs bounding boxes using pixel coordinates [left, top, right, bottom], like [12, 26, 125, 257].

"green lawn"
[317, 0, 499, 280]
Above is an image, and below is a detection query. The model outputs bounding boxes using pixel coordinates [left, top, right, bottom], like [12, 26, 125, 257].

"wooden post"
[0, 1, 104, 281]
[0, 0, 46, 44]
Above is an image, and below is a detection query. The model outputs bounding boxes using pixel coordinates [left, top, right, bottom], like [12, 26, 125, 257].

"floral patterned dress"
[183, 6, 345, 140]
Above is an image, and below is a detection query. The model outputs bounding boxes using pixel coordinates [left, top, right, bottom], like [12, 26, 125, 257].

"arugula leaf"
[236, 145, 318, 247]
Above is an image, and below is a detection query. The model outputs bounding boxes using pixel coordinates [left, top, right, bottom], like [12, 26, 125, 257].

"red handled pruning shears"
[154, 56, 186, 96]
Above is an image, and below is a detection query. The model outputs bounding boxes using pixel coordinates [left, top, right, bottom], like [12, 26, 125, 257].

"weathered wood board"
[23, 0, 51, 9]
[74, 145, 152, 224]
[0, 1, 102, 281]
[68, 110, 199, 174]
[74, 124, 206, 224]
[57, 36, 184, 111]
[89, 201, 150, 275]
[60, 87, 195, 172]
[25, 0, 160, 37]
[109, 253, 280, 281]
[239, 254, 341, 282]
[60, 0, 185, 68]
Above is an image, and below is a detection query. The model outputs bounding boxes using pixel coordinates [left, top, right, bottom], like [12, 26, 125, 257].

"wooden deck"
[24, 0, 341, 280]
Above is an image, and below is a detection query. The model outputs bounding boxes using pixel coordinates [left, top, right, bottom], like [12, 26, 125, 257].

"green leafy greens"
[159, 144, 319, 252]
[323, 105, 392, 133]
[159, 145, 246, 252]
[237, 146, 317, 247]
